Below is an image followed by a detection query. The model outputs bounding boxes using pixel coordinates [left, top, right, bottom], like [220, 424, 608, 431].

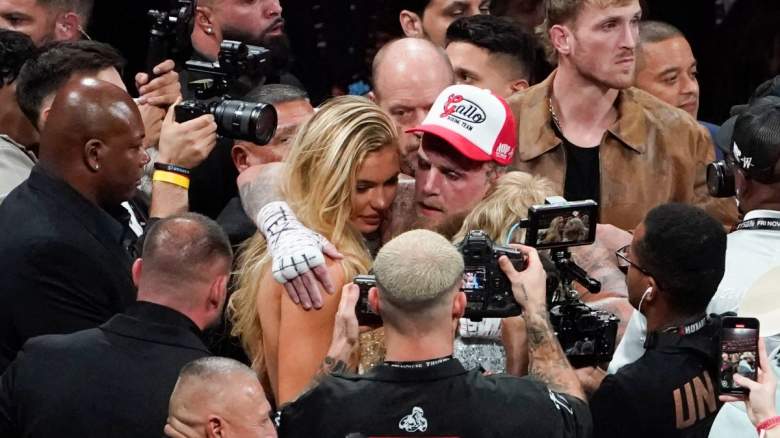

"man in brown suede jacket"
[507, 0, 737, 230]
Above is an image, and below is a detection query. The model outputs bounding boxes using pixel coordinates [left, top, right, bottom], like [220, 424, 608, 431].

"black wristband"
[154, 162, 191, 176]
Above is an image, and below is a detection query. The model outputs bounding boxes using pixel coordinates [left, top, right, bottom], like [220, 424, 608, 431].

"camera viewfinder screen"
[526, 204, 597, 250]
[720, 327, 758, 392]
[462, 267, 486, 294]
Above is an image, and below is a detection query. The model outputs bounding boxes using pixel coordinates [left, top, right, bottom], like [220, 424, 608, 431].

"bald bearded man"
[165, 357, 277, 438]
[369, 37, 453, 176]
[0, 77, 148, 372]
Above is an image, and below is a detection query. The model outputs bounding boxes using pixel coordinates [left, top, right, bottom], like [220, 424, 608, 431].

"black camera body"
[458, 230, 527, 319]
[171, 40, 278, 144]
[146, 0, 195, 77]
[550, 300, 619, 367]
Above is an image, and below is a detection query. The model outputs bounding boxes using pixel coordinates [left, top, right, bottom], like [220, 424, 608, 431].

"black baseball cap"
[730, 96, 780, 182]
[714, 75, 780, 155]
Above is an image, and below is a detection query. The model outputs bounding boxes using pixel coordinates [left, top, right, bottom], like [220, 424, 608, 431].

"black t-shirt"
[590, 316, 723, 438]
[280, 358, 591, 438]
[563, 139, 600, 204]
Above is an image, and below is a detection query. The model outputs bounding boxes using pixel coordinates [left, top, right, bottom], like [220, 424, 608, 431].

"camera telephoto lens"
[211, 99, 277, 144]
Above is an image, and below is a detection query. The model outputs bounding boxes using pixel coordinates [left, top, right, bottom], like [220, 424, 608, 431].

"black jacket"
[0, 301, 210, 437]
[280, 358, 591, 438]
[590, 315, 723, 438]
[0, 166, 137, 372]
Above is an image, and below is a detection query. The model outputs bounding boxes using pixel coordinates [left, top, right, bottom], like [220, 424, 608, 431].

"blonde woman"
[229, 96, 400, 405]
[453, 171, 556, 375]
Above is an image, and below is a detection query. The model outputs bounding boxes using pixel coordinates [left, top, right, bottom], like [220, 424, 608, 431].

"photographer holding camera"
[279, 229, 590, 437]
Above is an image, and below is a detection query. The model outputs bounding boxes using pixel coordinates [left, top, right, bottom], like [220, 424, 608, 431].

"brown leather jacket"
[506, 72, 738, 230]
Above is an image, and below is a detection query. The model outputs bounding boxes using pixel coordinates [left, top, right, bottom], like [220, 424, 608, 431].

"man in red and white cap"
[398, 84, 517, 234]
[234, 85, 517, 309]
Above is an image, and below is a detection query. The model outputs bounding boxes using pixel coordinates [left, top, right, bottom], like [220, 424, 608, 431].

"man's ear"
[84, 139, 105, 172]
[209, 273, 229, 311]
[367, 90, 377, 103]
[54, 11, 82, 41]
[231, 143, 251, 173]
[206, 416, 224, 437]
[131, 258, 143, 288]
[549, 24, 571, 55]
[453, 289, 466, 320]
[509, 79, 530, 94]
[368, 286, 381, 315]
[399, 10, 424, 38]
[195, 6, 221, 39]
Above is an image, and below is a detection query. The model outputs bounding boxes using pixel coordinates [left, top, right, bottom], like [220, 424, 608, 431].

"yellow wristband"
[153, 170, 190, 190]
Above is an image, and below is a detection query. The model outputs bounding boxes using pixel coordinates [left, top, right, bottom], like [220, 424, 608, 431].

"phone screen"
[719, 318, 759, 394]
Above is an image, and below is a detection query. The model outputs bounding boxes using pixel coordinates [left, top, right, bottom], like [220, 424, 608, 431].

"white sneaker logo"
[398, 406, 428, 432]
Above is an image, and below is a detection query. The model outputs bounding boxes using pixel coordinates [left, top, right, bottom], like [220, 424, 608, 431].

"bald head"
[372, 38, 453, 99]
[371, 38, 453, 175]
[166, 357, 276, 438]
[38, 77, 146, 207]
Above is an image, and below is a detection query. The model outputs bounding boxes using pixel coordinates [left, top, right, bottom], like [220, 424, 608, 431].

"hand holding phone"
[719, 317, 760, 395]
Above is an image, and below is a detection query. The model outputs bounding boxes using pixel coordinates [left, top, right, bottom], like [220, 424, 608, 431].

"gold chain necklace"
[549, 96, 563, 131]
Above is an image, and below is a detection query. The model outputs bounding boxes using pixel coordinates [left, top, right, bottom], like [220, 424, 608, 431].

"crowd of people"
[0, 0, 779, 437]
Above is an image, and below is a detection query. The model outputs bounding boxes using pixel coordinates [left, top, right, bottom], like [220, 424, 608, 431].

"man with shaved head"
[369, 37, 454, 176]
[0, 213, 232, 436]
[165, 357, 277, 438]
[0, 77, 149, 372]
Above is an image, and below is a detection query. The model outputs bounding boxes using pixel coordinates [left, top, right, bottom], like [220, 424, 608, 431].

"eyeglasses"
[616, 245, 651, 276]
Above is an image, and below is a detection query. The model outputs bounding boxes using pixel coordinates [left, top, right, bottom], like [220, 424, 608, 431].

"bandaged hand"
[258, 201, 343, 310]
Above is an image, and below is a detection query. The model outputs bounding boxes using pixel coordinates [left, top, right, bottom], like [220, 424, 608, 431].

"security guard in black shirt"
[584, 203, 727, 438]
[280, 229, 591, 438]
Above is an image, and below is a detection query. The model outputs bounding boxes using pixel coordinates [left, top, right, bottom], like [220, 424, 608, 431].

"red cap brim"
[406, 125, 493, 162]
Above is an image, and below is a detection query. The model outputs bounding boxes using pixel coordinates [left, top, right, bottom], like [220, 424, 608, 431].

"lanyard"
[735, 217, 780, 232]
[385, 356, 454, 369]
[661, 314, 709, 336]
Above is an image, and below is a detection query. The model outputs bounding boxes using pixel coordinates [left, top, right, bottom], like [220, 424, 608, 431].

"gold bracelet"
[152, 170, 190, 190]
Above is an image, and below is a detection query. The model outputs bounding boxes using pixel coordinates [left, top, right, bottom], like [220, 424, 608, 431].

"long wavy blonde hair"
[229, 96, 399, 370]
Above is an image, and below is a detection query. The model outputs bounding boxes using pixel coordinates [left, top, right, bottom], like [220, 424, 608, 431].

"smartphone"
[719, 317, 760, 395]
[353, 275, 382, 326]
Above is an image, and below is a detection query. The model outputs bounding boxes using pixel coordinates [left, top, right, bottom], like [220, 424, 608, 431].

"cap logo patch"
[496, 142, 512, 159]
[733, 141, 754, 169]
[440, 93, 486, 125]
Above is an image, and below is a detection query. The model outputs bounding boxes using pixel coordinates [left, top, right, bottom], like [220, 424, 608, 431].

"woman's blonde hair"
[229, 96, 399, 369]
[453, 171, 557, 244]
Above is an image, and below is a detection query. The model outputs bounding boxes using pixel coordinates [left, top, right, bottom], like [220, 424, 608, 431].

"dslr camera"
[146, 1, 277, 144]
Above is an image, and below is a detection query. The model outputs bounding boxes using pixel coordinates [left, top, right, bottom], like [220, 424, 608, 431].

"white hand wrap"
[257, 201, 328, 284]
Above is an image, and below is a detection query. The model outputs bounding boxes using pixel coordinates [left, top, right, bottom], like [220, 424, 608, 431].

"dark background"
[89, 0, 780, 124]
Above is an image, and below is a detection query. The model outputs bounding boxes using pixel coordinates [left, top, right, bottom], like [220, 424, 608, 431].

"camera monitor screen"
[720, 318, 759, 394]
[524, 200, 598, 250]
[462, 267, 487, 311]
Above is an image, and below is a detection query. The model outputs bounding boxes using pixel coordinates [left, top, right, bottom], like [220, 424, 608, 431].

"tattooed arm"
[498, 247, 587, 402]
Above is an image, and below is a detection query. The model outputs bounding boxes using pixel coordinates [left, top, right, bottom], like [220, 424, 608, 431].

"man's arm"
[148, 103, 217, 218]
[498, 247, 587, 401]
[237, 166, 343, 309]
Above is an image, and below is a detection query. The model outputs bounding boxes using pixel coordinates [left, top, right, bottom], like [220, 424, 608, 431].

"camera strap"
[735, 217, 780, 232]
[385, 356, 454, 370]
